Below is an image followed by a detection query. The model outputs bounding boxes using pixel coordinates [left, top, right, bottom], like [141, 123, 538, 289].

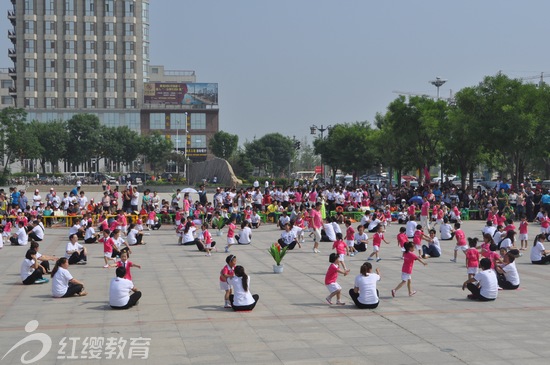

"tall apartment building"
[7, 0, 149, 131]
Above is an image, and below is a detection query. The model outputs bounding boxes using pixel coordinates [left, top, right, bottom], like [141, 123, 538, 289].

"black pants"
[111, 247, 129, 258]
[28, 232, 43, 241]
[111, 291, 142, 310]
[63, 282, 84, 297]
[497, 273, 519, 290]
[532, 256, 550, 265]
[196, 241, 217, 252]
[40, 260, 50, 272]
[229, 294, 259, 311]
[9, 237, 22, 245]
[466, 282, 495, 301]
[422, 245, 440, 257]
[354, 243, 367, 252]
[68, 251, 86, 265]
[22, 267, 44, 285]
[278, 238, 297, 250]
[182, 239, 200, 246]
[84, 237, 98, 244]
[349, 289, 379, 309]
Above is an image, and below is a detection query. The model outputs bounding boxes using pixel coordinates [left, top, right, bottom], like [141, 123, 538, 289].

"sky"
[2, 0, 550, 146]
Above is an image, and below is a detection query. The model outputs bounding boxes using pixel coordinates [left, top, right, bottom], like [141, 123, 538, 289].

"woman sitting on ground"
[51, 257, 87, 298]
[227, 265, 259, 311]
[349, 262, 380, 309]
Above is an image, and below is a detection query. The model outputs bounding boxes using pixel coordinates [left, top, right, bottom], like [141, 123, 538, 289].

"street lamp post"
[176, 120, 179, 175]
[183, 112, 189, 180]
[310, 124, 331, 183]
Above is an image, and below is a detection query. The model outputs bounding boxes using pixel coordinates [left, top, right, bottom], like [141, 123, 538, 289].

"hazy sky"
[2, 0, 549, 146]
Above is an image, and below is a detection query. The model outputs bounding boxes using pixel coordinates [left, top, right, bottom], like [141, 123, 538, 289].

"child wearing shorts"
[345, 220, 357, 257]
[413, 224, 430, 257]
[332, 233, 349, 270]
[397, 227, 408, 259]
[519, 215, 529, 250]
[465, 237, 480, 280]
[450, 223, 468, 262]
[368, 224, 389, 262]
[225, 216, 237, 253]
[100, 229, 117, 268]
[220, 254, 237, 308]
[324, 253, 350, 305]
[391, 242, 427, 297]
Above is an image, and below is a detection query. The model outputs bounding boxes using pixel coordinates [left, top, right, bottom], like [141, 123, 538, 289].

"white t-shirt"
[20, 258, 35, 281]
[500, 238, 513, 250]
[440, 224, 452, 240]
[530, 241, 546, 262]
[354, 273, 380, 305]
[68, 224, 81, 236]
[65, 242, 83, 258]
[31, 225, 44, 240]
[52, 267, 73, 298]
[238, 227, 252, 244]
[131, 192, 139, 206]
[406, 220, 417, 238]
[323, 223, 336, 241]
[430, 237, 442, 255]
[127, 229, 138, 245]
[227, 276, 254, 306]
[482, 226, 497, 237]
[84, 226, 96, 240]
[500, 262, 520, 285]
[474, 269, 498, 299]
[15, 227, 28, 245]
[109, 277, 134, 307]
[182, 226, 196, 243]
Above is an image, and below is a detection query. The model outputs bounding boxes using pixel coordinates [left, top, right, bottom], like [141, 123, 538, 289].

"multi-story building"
[0, 68, 15, 107]
[3, 0, 219, 174]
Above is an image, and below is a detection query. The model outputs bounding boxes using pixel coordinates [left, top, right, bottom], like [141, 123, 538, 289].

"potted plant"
[212, 216, 225, 236]
[268, 243, 288, 273]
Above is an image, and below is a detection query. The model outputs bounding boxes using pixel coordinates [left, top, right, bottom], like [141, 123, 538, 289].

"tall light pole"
[175, 117, 179, 176]
[310, 124, 331, 183]
[183, 112, 189, 180]
[429, 77, 447, 100]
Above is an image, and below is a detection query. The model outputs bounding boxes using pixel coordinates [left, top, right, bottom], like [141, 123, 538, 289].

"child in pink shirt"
[465, 238, 480, 280]
[392, 242, 427, 297]
[397, 227, 408, 258]
[332, 233, 349, 270]
[413, 224, 430, 257]
[224, 216, 237, 253]
[344, 219, 356, 257]
[519, 215, 529, 250]
[220, 254, 237, 308]
[368, 224, 389, 262]
[324, 253, 349, 305]
[451, 223, 468, 262]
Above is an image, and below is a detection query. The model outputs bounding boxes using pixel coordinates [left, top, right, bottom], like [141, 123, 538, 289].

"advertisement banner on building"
[144, 83, 218, 105]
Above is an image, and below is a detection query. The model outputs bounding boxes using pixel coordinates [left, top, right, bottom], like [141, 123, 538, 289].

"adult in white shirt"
[482, 221, 497, 237]
[321, 220, 336, 242]
[109, 267, 142, 309]
[65, 234, 87, 265]
[496, 252, 520, 289]
[126, 224, 144, 245]
[10, 221, 28, 246]
[77, 191, 88, 210]
[84, 225, 98, 244]
[422, 229, 441, 258]
[20, 249, 47, 285]
[439, 218, 453, 240]
[530, 234, 550, 264]
[278, 223, 297, 250]
[349, 262, 380, 309]
[181, 222, 198, 245]
[130, 187, 139, 212]
[32, 189, 42, 208]
[237, 222, 252, 245]
[51, 257, 87, 298]
[406, 219, 417, 239]
[28, 220, 44, 242]
[227, 265, 259, 311]
[462, 258, 498, 301]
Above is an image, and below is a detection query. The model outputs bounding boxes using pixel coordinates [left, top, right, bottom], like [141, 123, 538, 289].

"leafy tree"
[65, 114, 102, 171]
[0, 107, 27, 180]
[245, 133, 295, 177]
[142, 132, 173, 174]
[31, 120, 68, 174]
[229, 147, 254, 179]
[209, 131, 238, 159]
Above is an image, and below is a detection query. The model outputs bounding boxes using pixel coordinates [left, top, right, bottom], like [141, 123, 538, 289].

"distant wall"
[188, 158, 242, 187]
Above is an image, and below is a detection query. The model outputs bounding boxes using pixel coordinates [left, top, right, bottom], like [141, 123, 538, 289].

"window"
[85, 0, 95, 16]
[45, 79, 56, 92]
[64, 40, 75, 54]
[143, 25, 149, 41]
[125, 98, 136, 108]
[25, 98, 36, 108]
[24, 21, 35, 33]
[104, 60, 115, 73]
[124, 42, 134, 54]
[191, 135, 207, 148]
[45, 21, 55, 34]
[124, 61, 135, 73]
[45, 41, 55, 54]
[190, 113, 206, 130]
[105, 79, 115, 92]
[65, 79, 76, 92]
[104, 41, 115, 55]
[45, 98, 57, 108]
[24, 40, 35, 53]
[25, 78, 36, 91]
[85, 60, 96, 73]
[105, 98, 116, 108]
[85, 22, 95, 36]
[64, 0, 75, 16]
[85, 98, 96, 108]
[85, 41, 96, 54]
[64, 22, 75, 35]
[124, 23, 134, 35]
[170, 113, 186, 129]
[85, 79, 96, 92]
[24, 0, 34, 15]
[64, 59, 76, 73]
[104, 0, 114, 16]
[127, 113, 140, 131]
[1, 80, 13, 88]
[104, 22, 115, 36]
[150, 113, 165, 129]
[65, 98, 76, 108]
[45, 60, 56, 73]
[25, 59, 36, 72]
[125, 80, 135, 92]
[142, 1, 149, 20]
[125, 0, 135, 16]
[1, 96, 13, 105]
[44, 0, 55, 15]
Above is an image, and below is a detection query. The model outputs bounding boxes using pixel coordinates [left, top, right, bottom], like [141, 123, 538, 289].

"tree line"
[211, 73, 550, 188]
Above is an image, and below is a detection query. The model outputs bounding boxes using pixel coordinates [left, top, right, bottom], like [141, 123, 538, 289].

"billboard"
[144, 83, 218, 106]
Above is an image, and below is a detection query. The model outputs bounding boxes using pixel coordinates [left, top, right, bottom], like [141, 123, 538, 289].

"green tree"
[228, 147, 254, 179]
[142, 132, 173, 174]
[0, 107, 27, 180]
[31, 120, 68, 174]
[65, 114, 102, 171]
[209, 131, 238, 159]
[245, 133, 295, 177]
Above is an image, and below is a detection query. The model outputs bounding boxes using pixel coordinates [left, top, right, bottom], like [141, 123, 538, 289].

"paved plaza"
[1, 189, 550, 364]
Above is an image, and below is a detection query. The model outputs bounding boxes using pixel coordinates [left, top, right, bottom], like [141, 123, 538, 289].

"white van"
[69, 172, 89, 179]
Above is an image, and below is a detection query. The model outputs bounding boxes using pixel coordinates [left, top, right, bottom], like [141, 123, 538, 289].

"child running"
[413, 224, 430, 257]
[332, 233, 349, 270]
[100, 229, 117, 268]
[324, 253, 350, 305]
[450, 223, 468, 262]
[465, 237, 480, 280]
[368, 224, 389, 262]
[391, 242, 427, 297]
[397, 227, 408, 259]
[225, 216, 237, 253]
[345, 220, 357, 257]
[111, 251, 141, 280]
[220, 254, 237, 308]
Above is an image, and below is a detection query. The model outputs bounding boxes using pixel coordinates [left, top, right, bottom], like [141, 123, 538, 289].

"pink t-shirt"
[407, 205, 416, 217]
[219, 264, 234, 282]
[373, 233, 383, 247]
[332, 240, 347, 255]
[421, 201, 430, 216]
[310, 209, 323, 229]
[103, 237, 115, 254]
[402, 252, 418, 274]
[455, 229, 467, 246]
[481, 242, 491, 258]
[397, 233, 408, 248]
[117, 260, 134, 280]
[465, 248, 480, 268]
[345, 226, 355, 241]
[413, 230, 423, 245]
[203, 229, 212, 244]
[227, 223, 236, 238]
[519, 221, 528, 234]
[324, 263, 339, 285]
[541, 217, 550, 229]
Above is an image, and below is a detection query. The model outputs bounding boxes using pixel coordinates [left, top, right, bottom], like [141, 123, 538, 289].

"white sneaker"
[450, 259, 456, 262]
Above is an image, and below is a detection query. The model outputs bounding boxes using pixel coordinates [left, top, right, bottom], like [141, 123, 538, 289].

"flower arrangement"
[268, 243, 288, 266]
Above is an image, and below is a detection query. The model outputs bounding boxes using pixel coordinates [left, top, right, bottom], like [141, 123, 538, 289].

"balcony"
[8, 48, 16, 60]
[8, 10, 15, 25]
[8, 30, 16, 43]
[8, 67, 16, 79]
[9, 87, 16, 96]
